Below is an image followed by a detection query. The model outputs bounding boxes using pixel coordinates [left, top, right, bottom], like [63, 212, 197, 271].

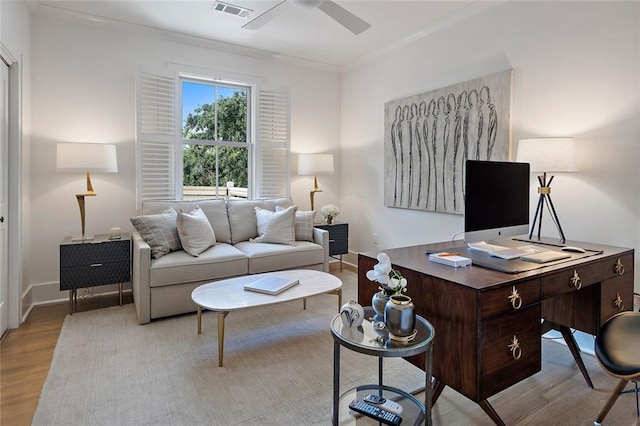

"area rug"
[32, 277, 425, 425]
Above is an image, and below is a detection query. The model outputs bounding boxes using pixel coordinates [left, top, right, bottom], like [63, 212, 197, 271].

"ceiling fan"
[242, 0, 371, 35]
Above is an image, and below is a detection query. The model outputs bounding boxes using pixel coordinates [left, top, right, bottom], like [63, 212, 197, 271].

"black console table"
[59, 233, 131, 314]
[315, 222, 348, 271]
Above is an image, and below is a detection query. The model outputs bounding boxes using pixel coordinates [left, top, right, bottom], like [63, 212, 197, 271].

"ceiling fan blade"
[242, 0, 292, 30]
[317, 1, 371, 35]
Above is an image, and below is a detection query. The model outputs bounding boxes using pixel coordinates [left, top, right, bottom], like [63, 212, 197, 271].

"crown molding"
[32, 2, 340, 73]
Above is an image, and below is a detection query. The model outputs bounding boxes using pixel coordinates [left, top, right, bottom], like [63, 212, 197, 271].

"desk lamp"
[297, 153, 334, 211]
[516, 137, 576, 243]
[57, 143, 118, 241]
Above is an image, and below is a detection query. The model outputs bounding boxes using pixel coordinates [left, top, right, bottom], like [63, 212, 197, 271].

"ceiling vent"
[212, 1, 252, 19]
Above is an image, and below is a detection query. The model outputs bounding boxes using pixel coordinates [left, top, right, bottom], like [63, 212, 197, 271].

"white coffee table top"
[191, 269, 342, 312]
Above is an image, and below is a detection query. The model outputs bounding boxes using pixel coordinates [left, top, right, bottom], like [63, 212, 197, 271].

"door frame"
[1, 42, 22, 330]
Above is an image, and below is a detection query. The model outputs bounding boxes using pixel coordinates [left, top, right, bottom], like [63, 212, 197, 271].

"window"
[136, 70, 290, 207]
[182, 79, 250, 200]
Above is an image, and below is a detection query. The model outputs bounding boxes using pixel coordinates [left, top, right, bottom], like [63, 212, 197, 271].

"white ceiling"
[33, 0, 500, 69]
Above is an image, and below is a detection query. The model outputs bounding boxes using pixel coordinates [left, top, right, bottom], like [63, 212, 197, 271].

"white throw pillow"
[251, 206, 297, 245]
[176, 206, 216, 256]
[276, 206, 315, 242]
[130, 208, 181, 259]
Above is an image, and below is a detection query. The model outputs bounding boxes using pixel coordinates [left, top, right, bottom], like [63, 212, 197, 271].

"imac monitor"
[464, 160, 530, 244]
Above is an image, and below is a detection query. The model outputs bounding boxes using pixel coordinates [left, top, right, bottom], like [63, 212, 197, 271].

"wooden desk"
[358, 238, 634, 425]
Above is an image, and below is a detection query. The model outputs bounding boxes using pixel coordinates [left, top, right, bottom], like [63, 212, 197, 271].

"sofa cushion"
[226, 200, 263, 244]
[235, 241, 325, 274]
[130, 208, 181, 259]
[226, 198, 294, 244]
[251, 206, 297, 245]
[176, 206, 216, 256]
[149, 243, 248, 287]
[260, 197, 294, 211]
[276, 206, 315, 242]
[194, 200, 232, 244]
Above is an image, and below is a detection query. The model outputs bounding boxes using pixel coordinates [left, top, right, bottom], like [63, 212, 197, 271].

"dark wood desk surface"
[357, 237, 634, 425]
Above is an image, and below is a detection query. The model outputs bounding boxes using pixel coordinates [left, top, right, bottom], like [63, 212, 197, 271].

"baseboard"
[21, 281, 132, 322]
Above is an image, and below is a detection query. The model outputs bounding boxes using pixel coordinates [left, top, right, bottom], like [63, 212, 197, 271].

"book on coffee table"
[243, 276, 300, 295]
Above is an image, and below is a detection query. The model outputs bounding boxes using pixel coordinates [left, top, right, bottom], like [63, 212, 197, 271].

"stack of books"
[428, 252, 472, 268]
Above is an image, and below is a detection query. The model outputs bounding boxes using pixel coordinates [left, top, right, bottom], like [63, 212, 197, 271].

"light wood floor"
[1, 272, 639, 425]
[1, 292, 134, 425]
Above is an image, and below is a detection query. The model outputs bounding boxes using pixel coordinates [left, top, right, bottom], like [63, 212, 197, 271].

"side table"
[59, 233, 131, 314]
[315, 222, 348, 271]
[330, 307, 434, 425]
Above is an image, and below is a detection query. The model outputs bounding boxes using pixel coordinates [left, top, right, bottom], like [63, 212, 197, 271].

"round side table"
[330, 307, 435, 425]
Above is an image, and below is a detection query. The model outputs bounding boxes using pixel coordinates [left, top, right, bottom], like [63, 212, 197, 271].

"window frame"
[179, 76, 253, 199]
[135, 67, 290, 208]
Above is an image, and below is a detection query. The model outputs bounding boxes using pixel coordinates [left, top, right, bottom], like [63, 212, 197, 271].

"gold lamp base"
[75, 172, 97, 241]
[309, 175, 322, 211]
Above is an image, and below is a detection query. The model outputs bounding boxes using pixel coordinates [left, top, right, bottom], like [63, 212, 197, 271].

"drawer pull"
[508, 335, 522, 360]
[614, 258, 625, 276]
[614, 293, 624, 311]
[569, 270, 582, 290]
[90, 263, 103, 267]
[508, 286, 523, 309]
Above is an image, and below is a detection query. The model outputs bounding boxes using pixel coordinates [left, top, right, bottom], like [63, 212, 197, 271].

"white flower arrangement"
[366, 253, 408, 296]
[320, 204, 340, 224]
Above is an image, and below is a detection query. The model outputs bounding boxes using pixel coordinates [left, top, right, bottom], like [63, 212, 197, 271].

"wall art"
[384, 70, 512, 214]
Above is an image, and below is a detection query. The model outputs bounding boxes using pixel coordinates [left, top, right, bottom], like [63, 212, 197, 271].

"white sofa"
[131, 197, 329, 324]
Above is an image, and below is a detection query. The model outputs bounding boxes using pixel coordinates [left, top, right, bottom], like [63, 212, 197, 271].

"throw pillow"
[176, 206, 216, 256]
[251, 205, 297, 245]
[130, 208, 181, 259]
[276, 205, 315, 242]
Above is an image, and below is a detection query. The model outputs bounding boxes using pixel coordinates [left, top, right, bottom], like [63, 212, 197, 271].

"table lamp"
[297, 153, 334, 211]
[57, 143, 118, 241]
[516, 137, 577, 243]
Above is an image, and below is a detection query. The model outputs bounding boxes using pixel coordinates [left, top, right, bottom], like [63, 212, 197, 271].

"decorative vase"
[384, 294, 416, 340]
[340, 300, 364, 328]
[326, 216, 334, 225]
[371, 291, 390, 319]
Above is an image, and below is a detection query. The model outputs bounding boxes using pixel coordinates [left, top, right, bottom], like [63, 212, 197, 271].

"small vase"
[384, 294, 416, 340]
[371, 291, 390, 319]
[340, 300, 364, 328]
[326, 216, 334, 225]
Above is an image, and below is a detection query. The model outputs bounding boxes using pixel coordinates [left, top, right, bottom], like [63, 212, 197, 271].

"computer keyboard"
[467, 241, 508, 253]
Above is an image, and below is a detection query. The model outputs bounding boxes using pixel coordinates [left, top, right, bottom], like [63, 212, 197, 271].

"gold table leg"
[217, 311, 229, 367]
[197, 305, 202, 334]
[69, 290, 74, 315]
[118, 282, 123, 306]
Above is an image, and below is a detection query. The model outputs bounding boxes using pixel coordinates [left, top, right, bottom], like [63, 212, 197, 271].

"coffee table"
[191, 269, 343, 366]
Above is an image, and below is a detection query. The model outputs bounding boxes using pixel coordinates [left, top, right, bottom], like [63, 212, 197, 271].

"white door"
[0, 59, 8, 336]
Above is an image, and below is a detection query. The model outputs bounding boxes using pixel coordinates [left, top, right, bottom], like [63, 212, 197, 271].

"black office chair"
[593, 311, 640, 425]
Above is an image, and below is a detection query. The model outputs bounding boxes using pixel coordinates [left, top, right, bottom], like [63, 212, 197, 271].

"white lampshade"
[516, 138, 577, 173]
[57, 143, 118, 173]
[298, 153, 334, 175]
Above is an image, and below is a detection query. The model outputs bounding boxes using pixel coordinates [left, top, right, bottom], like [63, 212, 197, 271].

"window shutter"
[255, 88, 290, 198]
[135, 72, 178, 207]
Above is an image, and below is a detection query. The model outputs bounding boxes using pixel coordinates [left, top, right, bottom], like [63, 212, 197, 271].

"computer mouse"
[561, 246, 586, 253]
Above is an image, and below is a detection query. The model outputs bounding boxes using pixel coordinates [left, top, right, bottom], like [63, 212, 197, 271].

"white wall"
[341, 1, 640, 283]
[29, 11, 341, 302]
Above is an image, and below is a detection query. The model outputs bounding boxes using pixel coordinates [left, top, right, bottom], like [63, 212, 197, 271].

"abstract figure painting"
[384, 70, 512, 214]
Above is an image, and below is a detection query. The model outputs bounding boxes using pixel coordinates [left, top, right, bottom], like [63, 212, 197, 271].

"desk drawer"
[60, 240, 130, 267]
[542, 255, 629, 298]
[600, 273, 634, 324]
[480, 304, 541, 400]
[60, 261, 131, 291]
[480, 279, 541, 319]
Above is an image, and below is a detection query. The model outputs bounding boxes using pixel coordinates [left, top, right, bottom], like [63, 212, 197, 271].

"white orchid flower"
[366, 252, 408, 295]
